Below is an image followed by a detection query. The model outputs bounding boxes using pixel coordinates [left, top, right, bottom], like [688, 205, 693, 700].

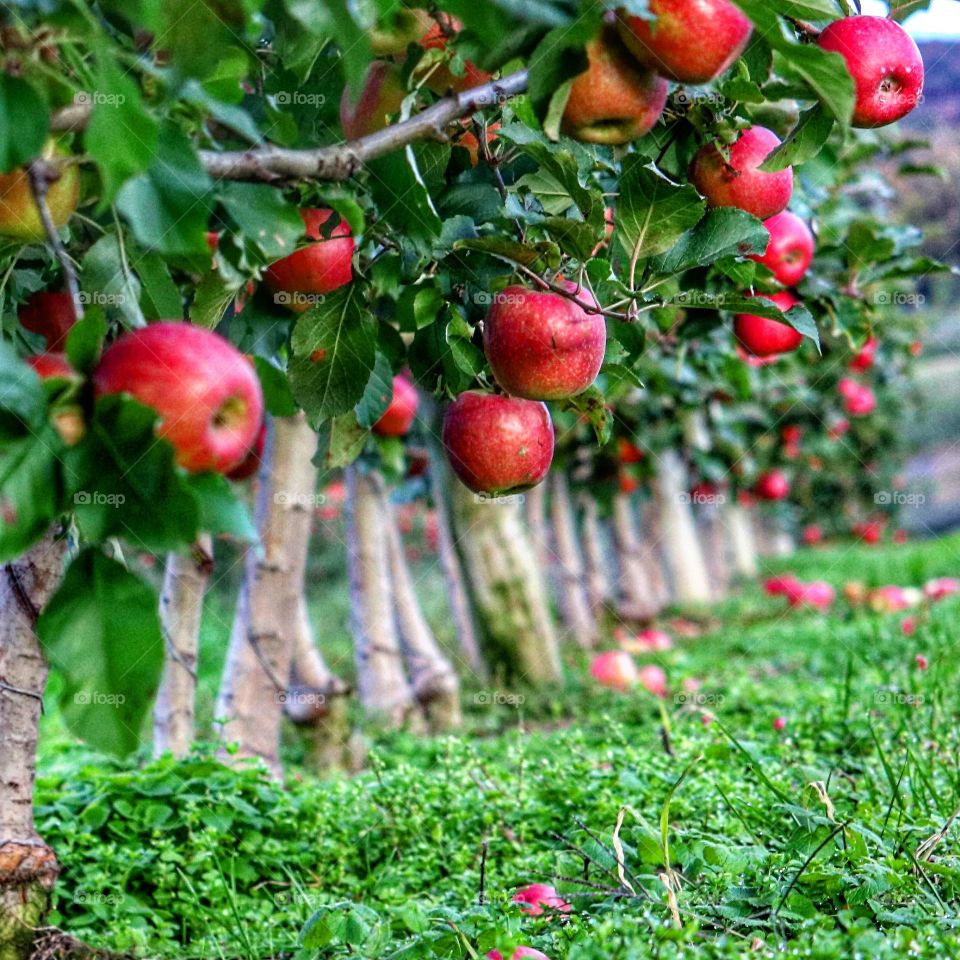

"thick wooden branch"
[53, 70, 528, 184]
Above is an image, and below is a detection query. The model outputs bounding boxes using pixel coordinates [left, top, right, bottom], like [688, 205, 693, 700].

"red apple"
[486, 949, 550, 960]
[418, 13, 492, 94]
[513, 884, 572, 916]
[93, 322, 264, 474]
[18, 291, 77, 350]
[734, 292, 803, 358]
[773, 716, 787, 732]
[442, 391, 554, 495]
[617, 438, 644, 464]
[26, 352, 74, 380]
[690, 127, 794, 220]
[226, 421, 267, 482]
[801, 524, 823, 546]
[849, 337, 877, 372]
[615, 0, 753, 84]
[755, 469, 789, 501]
[925, 578, 960, 601]
[751, 212, 814, 287]
[781, 425, 802, 445]
[839, 378, 876, 417]
[373, 376, 419, 436]
[799, 581, 835, 611]
[618, 469, 639, 495]
[455, 122, 501, 166]
[483, 284, 606, 400]
[340, 61, 407, 139]
[817, 16, 924, 128]
[638, 664, 668, 699]
[562, 26, 669, 145]
[264, 208, 355, 312]
[590, 650, 639, 692]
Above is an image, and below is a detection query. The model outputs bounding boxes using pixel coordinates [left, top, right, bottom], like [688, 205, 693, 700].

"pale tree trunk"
[0, 533, 66, 960]
[153, 535, 213, 759]
[725, 503, 758, 579]
[639, 500, 673, 610]
[378, 478, 461, 731]
[580, 494, 612, 620]
[450, 482, 562, 685]
[426, 407, 486, 677]
[697, 505, 731, 601]
[653, 450, 712, 606]
[286, 597, 353, 772]
[524, 482, 551, 572]
[345, 466, 422, 730]
[612, 492, 659, 621]
[215, 415, 317, 777]
[549, 474, 596, 649]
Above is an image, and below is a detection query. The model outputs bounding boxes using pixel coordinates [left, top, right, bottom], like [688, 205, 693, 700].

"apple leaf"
[37, 547, 164, 756]
[0, 76, 49, 174]
[184, 473, 257, 542]
[217, 183, 303, 262]
[615, 156, 706, 267]
[355, 352, 395, 430]
[315, 412, 370, 473]
[289, 285, 379, 426]
[759, 104, 834, 172]
[561, 386, 612, 445]
[0, 339, 46, 434]
[80, 234, 145, 329]
[649, 208, 769, 276]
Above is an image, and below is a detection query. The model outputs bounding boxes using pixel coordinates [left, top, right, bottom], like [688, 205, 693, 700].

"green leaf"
[561, 386, 611, 445]
[366, 151, 443, 251]
[289, 286, 378, 426]
[255, 357, 298, 417]
[454, 237, 562, 273]
[218, 183, 303, 261]
[37, 548, 164, 756]
[62, 396, 200, 551]
[80, 234, 145, 328]
[526, 19, 595, 120]
[0, 76, 49, 173]
[615, 156, 706, 267]
[136, 252, 183, 320]
[315, 412, 370, 471]
[355, 352, 395, 430]
[184, 473, 257, 542]
[0, 339, 45, 433]
[0, 429, 61, 563]
[66, 312, 108, 374]
[649, 208, 768, 276]
[116, 124, 214, 257]
[759, 104, 834, 172]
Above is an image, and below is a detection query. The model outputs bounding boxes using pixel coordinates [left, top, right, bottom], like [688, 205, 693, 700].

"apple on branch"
[734, 292, 803, 358]
[18, 291, 77, 351]
[442, 391, 554, 496]
[373, 375, 419, 437]
[754, 469, 790, 502]
[750, 212, 815, 287]
[340, 61, 408, 140]
[0, 140, 79, 241]
[93, 322, 265, 475]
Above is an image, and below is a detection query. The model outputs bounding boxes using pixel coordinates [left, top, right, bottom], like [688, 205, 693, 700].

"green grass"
[33, 533, 960, 959]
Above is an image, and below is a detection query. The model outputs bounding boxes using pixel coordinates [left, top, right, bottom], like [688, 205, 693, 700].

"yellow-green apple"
[734, 291, 803, 358]
[340, 61, 407, 140]
[690, 126, 793, 220]
[817, 16, 924, 128]
[590, 650, 639, 692]
[562, 26, 669, 145]
[615, 0, 753, 84]
[18, 291, 77, 350]
[483, 284, 606, 400]
[442, 391, 554, 495]
[754, 469, 790, 501]
[93, 322, 264, 474]
[0, 141, 79, 240]
[751, 211, 814, 287]
[264, 208, 355, 313]
[372, 375, 419, 436]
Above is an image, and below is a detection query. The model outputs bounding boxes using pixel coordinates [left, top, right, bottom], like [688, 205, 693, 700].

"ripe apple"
[798, 581, 835, 611]
[18, 291, 77, 350]
[264, 208, 355, 312]
[617, 438, 644, 464]
[754, 469, 789, 501]
[340, 61, 407, 140]
[455, 122, 501, 166]
[226, 421, 267, 482]
[849, 337, 877, 372]
[93, 322, 264, 474]
[734, 292, 803, 358]
[483, 284, 606, 400]
[690, 126, 794, 220]
[618, 469, 639, 495]
[562, 27, 669, 145]
[373, 375, 419, 437]
[590, 650, 639, 692]
[27, 352, 75, 380]
[442, 391, 554, 495]
[619, 628, 673, 653]
[751, 212, 814, 287]
[638, 664, 668, 698]
[801, 524, 823, 546]
[513, 884, 572, 916]
[925, 577, 960, 601]
[0, 141, 79, 241]
[772, 716, 787, 732]
[817, 17, 924, 128]
[418, 13, 492, 94]
[486, 949, 550, 960]
[839, 378, 876, 417]
[615, 0, 753, 84]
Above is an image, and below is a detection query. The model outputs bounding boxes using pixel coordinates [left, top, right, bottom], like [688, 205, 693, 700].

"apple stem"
[787, 16, 821, 41]
[26, 159, 85, 322]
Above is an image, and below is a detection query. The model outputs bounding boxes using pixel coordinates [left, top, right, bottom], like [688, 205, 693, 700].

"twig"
[26, 159, 85, 320]
[513, 264, 631, 321]
[787, 17, 821, 40]
[4, 564, 40, 627]
[478, 838, 489, 905]
[0, 680, 44, 704]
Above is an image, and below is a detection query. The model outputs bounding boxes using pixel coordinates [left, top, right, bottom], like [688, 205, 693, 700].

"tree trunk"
[449, 481, 562, 685]
[345, 466, 421, 730]
[524, 481, 551, 572]
[379, 477, 461, 731]
[0, 533, 66, 960]
[652, 450, 712, 606]
[153, 535, 213, 759]
[426, 408, 486, 677]
[215, 415, 317, 777]
[580, 494, 612, 620]
[549, 474, 596, 649]
[697, 505, 731, 601]
[726, 503, 758, 579]
[639, 500, 672, 610]
[612, 492, 659, 622]
[286, 596, 353, 772]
